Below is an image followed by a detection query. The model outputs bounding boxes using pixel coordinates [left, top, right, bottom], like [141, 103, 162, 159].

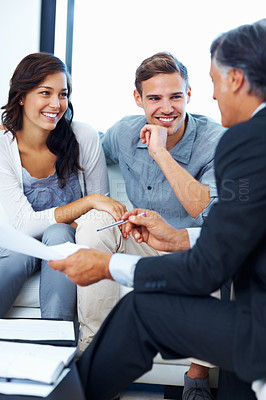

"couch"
[2, 163, 219, 396]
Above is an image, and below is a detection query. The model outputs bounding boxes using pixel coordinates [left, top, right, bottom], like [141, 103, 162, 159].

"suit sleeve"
[134, 122, 266, 295]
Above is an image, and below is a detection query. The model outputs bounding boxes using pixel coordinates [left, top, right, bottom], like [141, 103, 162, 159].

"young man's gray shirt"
[100, 114, 225, 229]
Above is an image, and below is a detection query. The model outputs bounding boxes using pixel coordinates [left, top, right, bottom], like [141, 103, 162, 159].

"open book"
[0, 341, 76, 384]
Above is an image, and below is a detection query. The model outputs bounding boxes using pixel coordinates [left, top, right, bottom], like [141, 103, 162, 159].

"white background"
[0, 0, 41, 113]
[66, 0, 265, 132]
[0, 0, 264, 134]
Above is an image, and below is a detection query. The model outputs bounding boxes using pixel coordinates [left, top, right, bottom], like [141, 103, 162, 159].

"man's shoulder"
[189, 113, 226, 142]
[104, 115, 146, 146]
[101, 115, 147, 161]
[215, 112, 266, 169]
[189, 113, 223, 129]
[110, 115, 146, 132]
[219, 111, 266, 148]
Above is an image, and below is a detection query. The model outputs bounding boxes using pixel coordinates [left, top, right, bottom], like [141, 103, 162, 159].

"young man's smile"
[134, 72, 191, 144]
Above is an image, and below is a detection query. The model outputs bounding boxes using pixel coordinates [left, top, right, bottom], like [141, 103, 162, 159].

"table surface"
[0, 362, 86, 400]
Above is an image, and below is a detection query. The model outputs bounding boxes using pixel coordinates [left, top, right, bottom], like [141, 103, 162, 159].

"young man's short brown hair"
[135, 52, 189, 96]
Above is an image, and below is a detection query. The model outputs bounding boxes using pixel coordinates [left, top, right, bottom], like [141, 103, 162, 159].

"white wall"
[69, 0, 265, 132]
[0, 0, 41, 115]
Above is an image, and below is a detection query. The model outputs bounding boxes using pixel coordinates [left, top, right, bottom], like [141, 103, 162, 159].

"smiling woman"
[32, 77, 68, 125]
[17, 72, 68, 179]
[0, 52, 127, 321]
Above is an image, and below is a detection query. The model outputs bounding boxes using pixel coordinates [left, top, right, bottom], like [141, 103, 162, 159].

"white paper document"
[0, 222, 88, 260]
[0, 341, 76, 384]
[0, 368, 70, 397]
[0, 319, 75, 342]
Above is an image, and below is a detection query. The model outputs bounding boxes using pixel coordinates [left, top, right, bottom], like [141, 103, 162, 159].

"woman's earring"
[19, 100, 23, 105]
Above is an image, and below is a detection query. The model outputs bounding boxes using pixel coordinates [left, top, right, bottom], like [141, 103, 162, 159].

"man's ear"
[133, 89, 143, 108]
[186, 86, 192, 104]
[229, 69, 245, 93]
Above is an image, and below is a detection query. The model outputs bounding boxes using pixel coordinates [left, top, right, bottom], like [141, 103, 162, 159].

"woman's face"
[21, 72, 68, 133]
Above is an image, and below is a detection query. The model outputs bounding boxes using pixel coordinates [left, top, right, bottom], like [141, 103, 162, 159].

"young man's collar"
[169, 113, 196, 164]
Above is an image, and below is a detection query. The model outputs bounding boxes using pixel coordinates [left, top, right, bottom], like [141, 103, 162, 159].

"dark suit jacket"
[134, 107, 266, 383]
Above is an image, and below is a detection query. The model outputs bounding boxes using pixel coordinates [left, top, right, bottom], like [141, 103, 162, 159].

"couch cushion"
[108, 164, 133, 210]
[7, 306, 41, 318]
[13, 270, 40, 308]
[153, 353, 191, 366]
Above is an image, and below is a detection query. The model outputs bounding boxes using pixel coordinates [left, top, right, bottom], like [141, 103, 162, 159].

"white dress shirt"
[109, 227, 201, 287]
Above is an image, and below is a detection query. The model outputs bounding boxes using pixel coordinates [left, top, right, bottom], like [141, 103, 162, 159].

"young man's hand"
[140, 124, 168, 159]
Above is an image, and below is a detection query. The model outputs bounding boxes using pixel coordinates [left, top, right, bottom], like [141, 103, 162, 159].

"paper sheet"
[0, 223, 88, 260]
[0, 368, 70, 397]
[0, 319, 75, 341]
[0, 341, 76, 384]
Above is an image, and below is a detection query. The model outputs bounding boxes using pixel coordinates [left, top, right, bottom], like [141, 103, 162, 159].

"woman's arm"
[0, 128, 126, 238]
[54, 193, 126, 225]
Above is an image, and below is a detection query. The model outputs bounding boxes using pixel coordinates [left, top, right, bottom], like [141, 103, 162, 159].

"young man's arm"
[140, 124, 211, 218]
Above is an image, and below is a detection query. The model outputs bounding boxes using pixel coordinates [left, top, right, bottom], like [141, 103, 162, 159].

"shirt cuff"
[186, 227, 201, 247]
[51, 207, 58, 225]
[109, 253, 142, 287]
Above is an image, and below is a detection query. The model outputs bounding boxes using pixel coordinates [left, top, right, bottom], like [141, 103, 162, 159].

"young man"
[76, 53, 225, 397]
[50, 19, 266, 400]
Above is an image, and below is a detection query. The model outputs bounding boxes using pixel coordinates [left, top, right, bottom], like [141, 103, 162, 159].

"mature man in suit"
[49, 19, 266, 400]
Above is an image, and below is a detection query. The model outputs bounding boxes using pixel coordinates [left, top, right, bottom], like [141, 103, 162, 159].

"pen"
[97, 212, 146, 232]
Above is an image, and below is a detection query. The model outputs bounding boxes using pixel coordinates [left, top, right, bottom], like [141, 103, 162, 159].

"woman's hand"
[54, 194, 127, 225]
[122, 208, 190, 252]
[87, 193, 127, 222]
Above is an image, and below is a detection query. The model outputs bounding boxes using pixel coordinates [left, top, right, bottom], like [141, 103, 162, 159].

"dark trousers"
[215, 282, 256, 399]
[77, 291, 254, 400]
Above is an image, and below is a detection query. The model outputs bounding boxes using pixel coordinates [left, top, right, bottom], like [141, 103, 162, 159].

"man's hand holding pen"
[97, 212, 146, 232]
[122, 209, 189, 252]
[48, 208, 190, 286]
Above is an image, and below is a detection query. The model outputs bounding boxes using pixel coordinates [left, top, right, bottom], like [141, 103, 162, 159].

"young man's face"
[134, 72, 191, 139]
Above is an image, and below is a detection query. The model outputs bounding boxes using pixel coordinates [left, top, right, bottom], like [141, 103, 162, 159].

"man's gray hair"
[210, 19, 266, 100]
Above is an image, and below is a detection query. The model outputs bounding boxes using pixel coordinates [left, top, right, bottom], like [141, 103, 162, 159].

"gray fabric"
[183, 373, 214, 400]
[22, 168, 82, 211]
[0, 248, 40, 316]
[0, 223, 76, 320]
[40, 223, 77, 320]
